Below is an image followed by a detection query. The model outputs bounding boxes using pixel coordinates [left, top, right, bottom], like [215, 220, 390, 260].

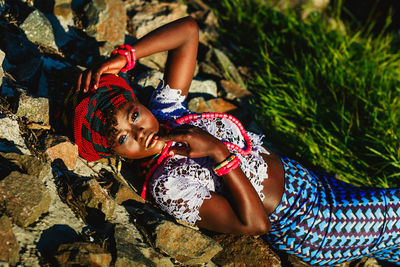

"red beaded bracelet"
[111, 44, 137, 72]
[213, 153, 241, 176]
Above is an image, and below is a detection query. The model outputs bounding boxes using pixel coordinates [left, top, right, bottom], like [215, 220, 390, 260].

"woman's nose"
[132, 125, 145, 140]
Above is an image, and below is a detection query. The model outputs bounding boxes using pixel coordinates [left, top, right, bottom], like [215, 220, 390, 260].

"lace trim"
[148, 80, 269, 225]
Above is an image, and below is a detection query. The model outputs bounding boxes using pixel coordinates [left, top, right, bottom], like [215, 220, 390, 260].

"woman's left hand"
[76, 54, 127, 93]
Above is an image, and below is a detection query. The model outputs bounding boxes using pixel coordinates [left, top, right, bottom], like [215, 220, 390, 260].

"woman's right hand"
[159, 125, 230, 161]
[76, 54, 127, 93]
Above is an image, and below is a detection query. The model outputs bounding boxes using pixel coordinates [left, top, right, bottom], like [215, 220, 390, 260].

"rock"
[212, 234, 281, 267]
[34, 0, 75, 48]
[44, 134, 78, 170]
[126, 202, 222, 265]
[53, 0, 75, 32]
[0, 49, 4, 87]
[83, 0, 127, 55]
[0, 116, 31, 155]
[130, 2, 188, 39]
[213, 48, 246, 90]
[0, 216, 20, 266]
[0, 171, 51, 227]
[16, 92, 49, 125]
[114, 184, 142, 205]
[135, 70, 164, 89]
[188, 78, 218, 98]
[54, 242, 111, 267]
[129, 2, 187, 70]
[72, 178, 115, 223]
[0, 23, 42, 82]
[188, 97, 238, 114]
[334, 256, 381, 267]
[114, 224, 174, 267]
[0, 152, 51, 182]
[220, 80, 252, 102]
[19, 9, 57, 50]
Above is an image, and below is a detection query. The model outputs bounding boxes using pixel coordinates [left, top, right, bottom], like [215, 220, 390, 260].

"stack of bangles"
[111, 44, 137, 72]
[213, 153, 241, 176]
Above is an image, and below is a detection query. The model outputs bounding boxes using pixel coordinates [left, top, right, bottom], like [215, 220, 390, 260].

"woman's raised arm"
[77, 16, 199, 97]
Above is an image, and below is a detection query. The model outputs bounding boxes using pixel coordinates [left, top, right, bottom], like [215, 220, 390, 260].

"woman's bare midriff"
[260, 149, 285, 215]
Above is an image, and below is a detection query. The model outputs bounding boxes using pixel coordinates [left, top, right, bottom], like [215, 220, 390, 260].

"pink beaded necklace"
[140, 112, 253, 199]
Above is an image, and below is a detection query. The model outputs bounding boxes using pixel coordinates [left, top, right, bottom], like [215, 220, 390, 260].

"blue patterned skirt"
[264, 157, 400, 266]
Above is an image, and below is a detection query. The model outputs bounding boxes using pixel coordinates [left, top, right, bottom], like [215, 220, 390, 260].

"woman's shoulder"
[149, 80, 192, 122]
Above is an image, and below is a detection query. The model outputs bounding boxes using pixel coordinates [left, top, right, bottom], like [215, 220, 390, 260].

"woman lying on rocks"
[72, 16, 400, 266]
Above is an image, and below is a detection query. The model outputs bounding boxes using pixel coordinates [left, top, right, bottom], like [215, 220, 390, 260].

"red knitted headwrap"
[74, 74, 136, 161]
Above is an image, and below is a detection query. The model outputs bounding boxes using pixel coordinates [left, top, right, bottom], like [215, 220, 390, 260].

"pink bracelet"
[111, 44, 137, 72]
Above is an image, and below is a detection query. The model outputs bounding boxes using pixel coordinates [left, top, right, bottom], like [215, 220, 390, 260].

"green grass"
[209, 0, 400, 187]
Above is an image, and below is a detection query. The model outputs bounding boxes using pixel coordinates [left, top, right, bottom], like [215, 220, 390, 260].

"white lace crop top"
[147, 80, 269, 225]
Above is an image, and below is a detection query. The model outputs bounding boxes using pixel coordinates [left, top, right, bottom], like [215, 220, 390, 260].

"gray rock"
[20, 9, 57, 50]
[0, 216, 20, 266]
[127, 202, 222, 265]
[114, 224, 174, 267]
[188, 78, 218, 98]
[213, 48, 246, 90]
[16, 92, 49, 125]
[130, 2, 188, 39]
[83, 0, 127, 55]
[35, 0, 75, 48]
[0, 22, 42, 82]
[0, 171, 51, 227]
[135, 70, 164, 90]
[0, 116, 31, 155]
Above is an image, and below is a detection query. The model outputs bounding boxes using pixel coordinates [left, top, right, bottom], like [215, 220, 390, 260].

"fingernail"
[169, 151, 174, 156]
[94, 85, 97, 89]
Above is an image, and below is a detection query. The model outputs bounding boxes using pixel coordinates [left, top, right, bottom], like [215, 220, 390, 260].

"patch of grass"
[211, 0, 400, 187]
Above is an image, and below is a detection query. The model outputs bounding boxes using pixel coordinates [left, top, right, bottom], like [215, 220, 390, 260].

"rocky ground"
[0, 0, 389, 266]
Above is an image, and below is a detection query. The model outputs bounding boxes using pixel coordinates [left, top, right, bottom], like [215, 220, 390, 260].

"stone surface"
[114, 184, 142, 204]
[44, 135, 78, 170]
[188, 78, 218, 98]
[0, 116, 31, 155]
[114, 224, 174, 267]
[16, 92, 50, 125]
[84, 0, 127, 55]
[0, 216, 20, 266]
[54, 242, 111, 267]
[213, 48, 246, 90]
[72, 178, 115, 222]
[220, 80, 252, 102]
[0, 23, 42, 82]
[0, 152, 51, 182]
[20, 9, 57, 49]
[188, 97, 238, 114]
[130, 2, 188, 39]
[212, 234, 281, 267]
[127, 202, 222, 265]
[0, 171, 51, 227]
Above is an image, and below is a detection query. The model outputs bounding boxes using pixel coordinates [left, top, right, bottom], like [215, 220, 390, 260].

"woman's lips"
[146, 133, 158, 148]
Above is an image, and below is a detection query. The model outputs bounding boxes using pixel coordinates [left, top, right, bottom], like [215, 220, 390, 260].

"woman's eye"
[132, 111, 139, 123]
[118, 135, 127, 145]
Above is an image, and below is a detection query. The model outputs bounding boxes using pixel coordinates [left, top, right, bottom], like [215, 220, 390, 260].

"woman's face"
[112, 100, 166, 159]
